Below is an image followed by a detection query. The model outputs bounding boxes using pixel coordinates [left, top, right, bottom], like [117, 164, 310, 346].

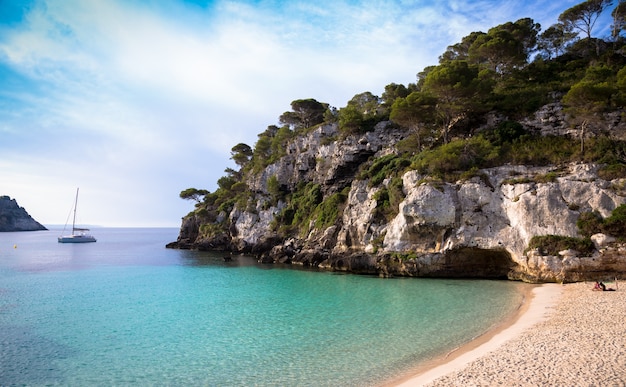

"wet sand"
[392, 281, 626, 386]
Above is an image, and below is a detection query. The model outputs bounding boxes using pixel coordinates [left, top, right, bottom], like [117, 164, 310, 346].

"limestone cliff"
[0, 196, 47, 232]
[168, 105, 626, 283]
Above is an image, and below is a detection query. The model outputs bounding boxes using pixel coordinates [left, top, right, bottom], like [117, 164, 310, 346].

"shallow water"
[0, 228, 525, 386]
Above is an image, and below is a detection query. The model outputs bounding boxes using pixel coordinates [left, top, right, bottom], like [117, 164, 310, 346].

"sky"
[0, 0, 600, 227]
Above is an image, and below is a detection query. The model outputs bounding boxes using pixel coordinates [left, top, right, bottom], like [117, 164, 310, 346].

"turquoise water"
[0, 228, 526, 386]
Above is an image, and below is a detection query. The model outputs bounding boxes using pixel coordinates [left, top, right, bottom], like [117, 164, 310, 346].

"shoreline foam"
[390, 281, 626, 386]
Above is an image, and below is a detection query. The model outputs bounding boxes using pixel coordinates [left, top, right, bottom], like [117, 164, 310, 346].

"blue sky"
[0, 0, 592, 227]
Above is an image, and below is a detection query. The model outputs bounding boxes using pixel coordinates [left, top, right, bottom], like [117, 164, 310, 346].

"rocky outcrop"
[0, 196, 47, 232]
[169, 104, 626, 283]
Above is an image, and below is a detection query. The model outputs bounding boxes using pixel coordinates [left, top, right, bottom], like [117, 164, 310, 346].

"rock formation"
[168, 104, 626, 283]
[0, 196, 47, 232]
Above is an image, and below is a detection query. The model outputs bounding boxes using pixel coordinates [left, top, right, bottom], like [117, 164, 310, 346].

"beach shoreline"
[385, 283, 560, 386]
[388, 280, 626, 386]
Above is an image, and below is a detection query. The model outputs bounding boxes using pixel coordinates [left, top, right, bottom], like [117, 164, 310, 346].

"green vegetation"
[577, 210, 604, 237]
[526, 235, 595, 256]
[600, 204, 626, 241]
[358, 154, 411, 186]
[179, 1, 626, 241]
[390, 252, 419, 261]
[576, 204, 626, 242]
[313, 187, 351, 230]
[271, 183, 351, 236]
[372, 177, 404, 222]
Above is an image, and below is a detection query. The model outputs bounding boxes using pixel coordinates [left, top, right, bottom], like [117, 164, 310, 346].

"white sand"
[393, 281, 626, 386]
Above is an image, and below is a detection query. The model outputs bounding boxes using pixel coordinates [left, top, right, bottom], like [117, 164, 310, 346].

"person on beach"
[593, 279, 618, 291]
[603, 278, 618, 291]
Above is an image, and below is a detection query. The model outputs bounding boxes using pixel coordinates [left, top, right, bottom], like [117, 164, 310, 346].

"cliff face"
[169, 105, 626, 283]
[0, 196, 47, 232]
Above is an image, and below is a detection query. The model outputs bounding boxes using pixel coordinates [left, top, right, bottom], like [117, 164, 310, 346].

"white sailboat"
[58, 188, 97, 243]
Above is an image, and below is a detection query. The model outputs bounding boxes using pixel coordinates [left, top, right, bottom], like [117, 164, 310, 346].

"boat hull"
[58, 235, 97, 243]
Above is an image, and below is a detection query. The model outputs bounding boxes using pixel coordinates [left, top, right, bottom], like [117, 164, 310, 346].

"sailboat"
[58, 188, 97, 243]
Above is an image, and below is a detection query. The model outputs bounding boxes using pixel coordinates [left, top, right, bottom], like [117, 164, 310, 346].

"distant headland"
[0, 196, 47, 232]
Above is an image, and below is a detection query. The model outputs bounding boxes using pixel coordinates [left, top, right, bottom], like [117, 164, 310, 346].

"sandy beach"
[393, 280, 626, 386]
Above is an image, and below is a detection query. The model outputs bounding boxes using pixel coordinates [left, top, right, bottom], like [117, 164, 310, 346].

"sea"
[0, 227, 528, 386]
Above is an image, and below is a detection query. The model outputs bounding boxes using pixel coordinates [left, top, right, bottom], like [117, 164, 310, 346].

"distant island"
[0, 196, 47, 232]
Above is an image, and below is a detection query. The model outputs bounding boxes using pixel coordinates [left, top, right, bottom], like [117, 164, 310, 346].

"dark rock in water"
[0, 196, 47, 232]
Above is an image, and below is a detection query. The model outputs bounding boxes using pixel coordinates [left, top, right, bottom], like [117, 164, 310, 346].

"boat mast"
[72, 188, 79, 234]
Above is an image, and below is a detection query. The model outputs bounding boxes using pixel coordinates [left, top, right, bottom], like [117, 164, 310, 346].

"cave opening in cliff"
[443, 248, 516, 279]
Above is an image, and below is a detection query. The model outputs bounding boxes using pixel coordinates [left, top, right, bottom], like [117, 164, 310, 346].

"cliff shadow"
[439, 248, 516, 279]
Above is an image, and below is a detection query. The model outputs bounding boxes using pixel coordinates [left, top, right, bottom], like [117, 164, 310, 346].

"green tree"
[537, 23, 577, 59]
[558, 0, 614, 40]
[563, 65, 617, 153]
[270, 126, 293, 157]
[279, 98, 328, 130]
[390, 91, 437, 150]
[612, 0, 626, 39]
[180, 188, 209, 203]
[253, 134, 272, 163]
[503, 18, 542, 55]
[616, 66, 626, 105]
[381, 83, 413, 109]
[439, 31, 485, 63]
[468, 18, 540, 74]
[217, 175, 236, 191]
[422, 60, 487, 143]
[267, 175, 282, 202]
[469, 29, 524, 73]
[230, 143, 253, 169]
[346, 92, 381, 117]
[337, 105, 364, 134]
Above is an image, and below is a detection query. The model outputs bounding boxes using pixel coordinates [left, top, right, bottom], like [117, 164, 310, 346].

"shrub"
[267, 175, 282, 202]
[359, 154, 411, 187]
[508, 135, 579, 166]
[526, 235, 595, 256]
[410, 136, 500, 180]
[372, 177, 404, 222]
[313, 187, 350, 229]
[534, 172, 559, 183]
[601, 204, 626, 240]
[199, 223, 226, 238]
[577, 211, 603, 238]
[598, 164, 626, 180]
[482, 121, 528, 145]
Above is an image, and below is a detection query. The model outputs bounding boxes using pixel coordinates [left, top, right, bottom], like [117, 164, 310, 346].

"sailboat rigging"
[58, 188, 96, 243]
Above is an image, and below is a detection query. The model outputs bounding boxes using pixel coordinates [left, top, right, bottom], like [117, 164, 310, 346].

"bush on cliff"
[601, 204, 626, 241]
[313, 187, 351, 229]
[526, 235, 595, 256]
[577, 205, 626, 241]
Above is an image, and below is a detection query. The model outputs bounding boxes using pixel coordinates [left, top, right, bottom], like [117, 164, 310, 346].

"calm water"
[0, 228, 526, 386]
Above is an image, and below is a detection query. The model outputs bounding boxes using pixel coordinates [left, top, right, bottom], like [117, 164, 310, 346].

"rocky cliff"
[168, 104, 626, 283]
[0, 196, 47, 232]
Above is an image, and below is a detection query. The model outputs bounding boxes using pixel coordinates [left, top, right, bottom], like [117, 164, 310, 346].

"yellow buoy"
[14, 244, 17, 249]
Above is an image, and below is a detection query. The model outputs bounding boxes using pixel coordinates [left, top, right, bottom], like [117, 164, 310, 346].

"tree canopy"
[390, 91, 437, 150]
[558, 0, 614, 39]
[279, 99, 328, 130]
